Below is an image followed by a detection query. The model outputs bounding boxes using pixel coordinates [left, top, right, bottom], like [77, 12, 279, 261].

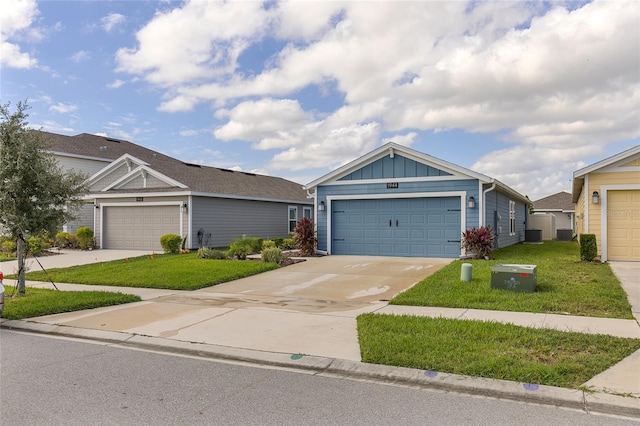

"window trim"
[303, 206, 312, 219]
[509, 200, 516, 236]
[288, 206, 298, 233]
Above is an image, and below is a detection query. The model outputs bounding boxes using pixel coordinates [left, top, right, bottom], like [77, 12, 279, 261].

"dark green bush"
[75, 227, 94, 250]
[293, 217, 316, 256]
[197, 247, 227, 259]
[261, 247, 283, 264]
[281, 238, 296, 250]
[579, 234, 597, 261]
[160, 234, 182, 254]
[272, 238, 284, 248]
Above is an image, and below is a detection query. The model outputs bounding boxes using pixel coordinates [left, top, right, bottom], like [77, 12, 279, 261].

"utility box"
[491, 264, 537, 293]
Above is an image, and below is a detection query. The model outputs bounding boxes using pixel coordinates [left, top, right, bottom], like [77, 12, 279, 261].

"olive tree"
[0, 101, 88, 293]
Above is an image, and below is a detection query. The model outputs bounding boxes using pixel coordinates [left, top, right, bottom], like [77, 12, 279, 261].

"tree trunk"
[17, 235, 26, 294]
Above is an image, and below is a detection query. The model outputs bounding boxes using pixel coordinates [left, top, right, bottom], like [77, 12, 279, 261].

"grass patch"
[23, 253, 279, 290]
[1, 285, 141, 320]
[357, 314, 640, 389]
[391, 241, 633, 319]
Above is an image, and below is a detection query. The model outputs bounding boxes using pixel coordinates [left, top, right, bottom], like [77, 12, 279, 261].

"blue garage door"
[331, 197, 461, 257]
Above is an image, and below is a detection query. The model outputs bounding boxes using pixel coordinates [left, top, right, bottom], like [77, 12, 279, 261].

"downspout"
[481, 181, 497, 227]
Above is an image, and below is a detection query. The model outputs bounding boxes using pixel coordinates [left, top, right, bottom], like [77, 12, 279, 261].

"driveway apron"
[25, 256, 452, 361]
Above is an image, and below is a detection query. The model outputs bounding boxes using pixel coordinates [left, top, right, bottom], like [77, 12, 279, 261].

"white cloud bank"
[0, 0, 40, 68]
[111, 0, 638, 197]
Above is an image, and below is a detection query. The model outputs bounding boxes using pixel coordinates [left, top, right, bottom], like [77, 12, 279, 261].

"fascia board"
[573, 145, 640, 178]
[88, 154, 150, 184]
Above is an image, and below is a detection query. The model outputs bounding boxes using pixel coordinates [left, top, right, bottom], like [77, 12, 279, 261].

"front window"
[509, 200, 516, 236]
[303, 207, 312, 219]
[289, 206, 298, 232]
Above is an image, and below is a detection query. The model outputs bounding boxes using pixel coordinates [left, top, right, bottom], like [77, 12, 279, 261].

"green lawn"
[1, 285, 141, 320]
[357, 314, 640, 389]
[23, 253, 280, 290]
[391, 241, 633, 319]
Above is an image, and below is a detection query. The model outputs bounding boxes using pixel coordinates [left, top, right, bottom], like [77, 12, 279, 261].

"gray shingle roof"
[43, 132, 310, 203]
[532, 191, 574, 211]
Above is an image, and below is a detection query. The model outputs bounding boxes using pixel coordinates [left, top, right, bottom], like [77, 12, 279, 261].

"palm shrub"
[75, 227, 94, 250]
[579, 234, 597, 261]
[293, 217, 316, 256]
[461, 226, 495, 259]
[160, 233, 182, 254]
[261, 247, 283, 264]
[197, 247, 227, 259]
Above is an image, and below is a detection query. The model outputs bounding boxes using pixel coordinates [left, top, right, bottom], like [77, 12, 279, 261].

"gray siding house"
[304, 143, 530, 258]
[45, 132, 312, 251]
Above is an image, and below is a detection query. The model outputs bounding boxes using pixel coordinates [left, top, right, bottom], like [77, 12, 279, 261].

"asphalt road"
[1, 330, 637, 426]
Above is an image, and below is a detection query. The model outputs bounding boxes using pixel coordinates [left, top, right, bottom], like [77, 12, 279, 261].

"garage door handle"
[389, 219, 392, 227]
[396, 219, 398, 227]
[448, 239, 461, 243]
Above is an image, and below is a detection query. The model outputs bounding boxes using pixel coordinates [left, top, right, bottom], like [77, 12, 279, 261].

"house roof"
[304, 142, 530, 204]
[42, 131, 311, 203]
[572, 145, 640, 202]
[532, 191, 574, 212]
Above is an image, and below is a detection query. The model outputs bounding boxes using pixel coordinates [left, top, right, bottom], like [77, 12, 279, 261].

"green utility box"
[491, 264, 537, 293]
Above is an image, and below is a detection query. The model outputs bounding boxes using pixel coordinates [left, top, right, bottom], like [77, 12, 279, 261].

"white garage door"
[103, 205, 181, 251]
[607, 190, 640, 261]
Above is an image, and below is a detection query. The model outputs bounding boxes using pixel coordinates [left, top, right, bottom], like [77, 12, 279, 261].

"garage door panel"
[332, 197, 461, 257]
[103, 205, 180, 251]
[607, 190, 640, 261]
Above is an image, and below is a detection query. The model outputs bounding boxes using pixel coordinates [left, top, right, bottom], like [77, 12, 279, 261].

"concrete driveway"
[23, 255, 452, 361]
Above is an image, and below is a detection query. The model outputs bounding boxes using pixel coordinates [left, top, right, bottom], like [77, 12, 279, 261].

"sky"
[1, 0, 639, 201]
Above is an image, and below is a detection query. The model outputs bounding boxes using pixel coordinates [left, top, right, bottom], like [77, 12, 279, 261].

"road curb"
[2, 319, 638, 419]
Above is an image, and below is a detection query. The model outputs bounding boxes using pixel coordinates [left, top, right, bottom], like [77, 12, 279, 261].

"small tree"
[579, 234, 597, 261]
[293, 217, 317, 256]
[0, 101, 88, 293]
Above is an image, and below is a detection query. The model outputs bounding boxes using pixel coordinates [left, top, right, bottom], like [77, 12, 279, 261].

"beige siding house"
[46, 132, 312, 251]
[572, 145, 640, 261]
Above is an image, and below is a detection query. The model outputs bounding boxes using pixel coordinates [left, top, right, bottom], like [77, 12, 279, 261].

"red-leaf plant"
[461, 226, 495, 259]
[293, 217, 317, 257]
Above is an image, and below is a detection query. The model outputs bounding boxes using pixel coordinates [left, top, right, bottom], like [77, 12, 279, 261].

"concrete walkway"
[1, 250, 639, 416]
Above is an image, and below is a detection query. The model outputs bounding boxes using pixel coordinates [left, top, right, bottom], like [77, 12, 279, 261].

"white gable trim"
[102, 165, 188, 191]
[88, 154, 150, 185]
[304, 142, 493, 189]
[574, 145, 640, 178]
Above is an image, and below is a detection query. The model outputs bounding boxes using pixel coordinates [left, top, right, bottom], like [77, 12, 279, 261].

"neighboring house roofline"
[49, 150, 114, 163]
[304, 142, 494, 190]
[84, 190, 312, 205]
[572, 145, 640, 202]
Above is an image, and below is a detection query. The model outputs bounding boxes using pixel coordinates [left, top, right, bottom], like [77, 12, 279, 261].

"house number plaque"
[386, 182, 399, 189]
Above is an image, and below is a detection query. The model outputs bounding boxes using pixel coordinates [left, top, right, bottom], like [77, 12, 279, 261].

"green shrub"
[55, 232, 72, 248]
[461, 226, 495, 259]
[75, 227, 94, 250]
[1, 240, 16, 255]
[261, 247, 283, 264]
[160, 234, 182, 254]
[228, 236, 263, 260]
[27, 236, 43, 255]
[579, 234, 597, 261]
[197, 247, 228, 259]
[272, 238, 284, 248]
[262, 240, 276, 250]
[293, 217, 316, 256]
[280, 238, 296, 250]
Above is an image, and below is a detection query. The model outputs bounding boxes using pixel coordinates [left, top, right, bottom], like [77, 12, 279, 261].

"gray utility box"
[491, 264, 537, 293]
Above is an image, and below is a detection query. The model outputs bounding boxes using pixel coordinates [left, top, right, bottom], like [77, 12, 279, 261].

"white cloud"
[49, 102, 78, 114]
[0, 0, 39, 68]
[101, 13, 125, 32]
[70, 50, 90, 63]
[114, 0, 640, 196]
[107, 79, 126, 89]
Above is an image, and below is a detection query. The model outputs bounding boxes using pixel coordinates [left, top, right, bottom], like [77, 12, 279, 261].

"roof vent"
[219, 168, 234, 173]
[99, 146, 108, 151]
[242, 172, 256, 176]
[105, 138, 122, 143]
[184, 162, 201, 168]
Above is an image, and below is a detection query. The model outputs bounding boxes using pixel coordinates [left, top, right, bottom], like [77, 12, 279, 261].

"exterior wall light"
[181, 203, 188, 213]
[592, 191, 600, 204]
[318, 201, 326, 211]
[468, 196, 476, 209]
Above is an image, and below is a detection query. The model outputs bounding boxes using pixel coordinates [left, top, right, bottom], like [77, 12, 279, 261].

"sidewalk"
[1, 251, 639, 417]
